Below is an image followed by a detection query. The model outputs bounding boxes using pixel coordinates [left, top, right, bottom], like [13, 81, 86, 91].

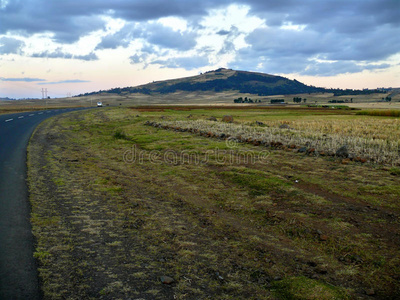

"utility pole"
[41, 88, 48, 99]
[41, 88, 48, 108]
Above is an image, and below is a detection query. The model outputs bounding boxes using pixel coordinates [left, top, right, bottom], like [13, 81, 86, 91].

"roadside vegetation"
[28, 106, 400, 299]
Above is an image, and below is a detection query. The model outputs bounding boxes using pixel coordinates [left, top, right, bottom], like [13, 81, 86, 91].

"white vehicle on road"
[97, 101, 103, 107]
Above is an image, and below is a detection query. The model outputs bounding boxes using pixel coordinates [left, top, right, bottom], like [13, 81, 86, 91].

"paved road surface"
[0, 108, 89, 299]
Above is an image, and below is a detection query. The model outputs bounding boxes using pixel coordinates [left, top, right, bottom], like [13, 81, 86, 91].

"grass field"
[28, 106, 400, 299]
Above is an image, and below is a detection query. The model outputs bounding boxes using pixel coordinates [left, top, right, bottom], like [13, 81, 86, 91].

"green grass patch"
[101, 185, 123, 193]
[33, 250, 52, 261]
[31, 214, 61, 227]
[220, 168, 290, 196]
[113, 129, 131, 140]
[52, 178, 65, 186]
[272, 276, 349, 300]
[390, 167, 400, 176]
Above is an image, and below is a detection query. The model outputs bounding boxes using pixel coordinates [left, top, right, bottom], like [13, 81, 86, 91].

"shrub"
[113, 129, 130, 140]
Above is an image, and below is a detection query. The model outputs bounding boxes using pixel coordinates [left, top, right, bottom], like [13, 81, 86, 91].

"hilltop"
[130, 68, 324, 96]
[77, 68, 388, 101]
[82, 68, 325, 97]
[77, 69, 337, 97]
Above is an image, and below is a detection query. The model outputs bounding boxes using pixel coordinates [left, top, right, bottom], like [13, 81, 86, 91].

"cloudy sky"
[0, 0, 399, 98]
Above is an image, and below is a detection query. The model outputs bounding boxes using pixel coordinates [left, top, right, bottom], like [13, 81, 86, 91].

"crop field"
[154, 115, 400, 166]
[28, 106, 400, 299]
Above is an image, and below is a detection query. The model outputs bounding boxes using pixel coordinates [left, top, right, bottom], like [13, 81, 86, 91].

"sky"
[0, 0, 399, 99]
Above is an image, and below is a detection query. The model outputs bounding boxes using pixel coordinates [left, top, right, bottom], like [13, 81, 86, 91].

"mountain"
[136, 68, 326, 96]
[79, 68, 384, 97]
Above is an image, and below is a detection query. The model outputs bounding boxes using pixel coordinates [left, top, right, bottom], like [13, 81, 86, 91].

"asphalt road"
[0, 107, 90, 299]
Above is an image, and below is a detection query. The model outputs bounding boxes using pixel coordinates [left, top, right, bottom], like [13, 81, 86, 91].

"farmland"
[153, 113, 400, 165]
[28, 106, 400, 299]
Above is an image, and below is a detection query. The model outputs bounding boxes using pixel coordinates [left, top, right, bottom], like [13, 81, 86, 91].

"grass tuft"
[113, 129, 130, 140]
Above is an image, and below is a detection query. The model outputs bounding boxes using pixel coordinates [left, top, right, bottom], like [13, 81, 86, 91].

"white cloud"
[157, 17, 188, 32]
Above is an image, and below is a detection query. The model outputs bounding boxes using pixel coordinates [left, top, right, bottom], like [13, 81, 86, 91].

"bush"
[113, 129, 130, 140]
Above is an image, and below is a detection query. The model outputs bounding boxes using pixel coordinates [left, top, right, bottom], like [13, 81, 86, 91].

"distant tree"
[293, 97, 302, 103]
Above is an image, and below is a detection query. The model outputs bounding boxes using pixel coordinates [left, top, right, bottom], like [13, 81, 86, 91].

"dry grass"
[156, 116, 400, 165]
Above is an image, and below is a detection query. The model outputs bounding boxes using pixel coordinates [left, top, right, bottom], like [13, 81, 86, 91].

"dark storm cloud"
[145, 23, 197, 50]
[1, 1, 398, 44]
[129, 53, 149, 64]
[97, 22, 197, 51]
[230, 52, 393, 77]
[218, 26, 240, 55]
[96, 23, 141, 50]
[31, 49, 98, 61]
[0, 1, 107, 43]
[0, 0, 226, 43]
[216, 30, 230, 36]
[229, 52, 310, 75]
[75, 52, 98, 61]
[0, 37, 25, 54]
[301, 62, 392, 77]
[232, 0, 400, 75]
[0, 0, 399, 75]
[245, 0, 400, 31]
[109, 0, 232, 22]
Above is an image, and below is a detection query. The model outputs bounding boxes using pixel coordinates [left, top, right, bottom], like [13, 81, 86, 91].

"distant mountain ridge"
[79, 68, 385, 97]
